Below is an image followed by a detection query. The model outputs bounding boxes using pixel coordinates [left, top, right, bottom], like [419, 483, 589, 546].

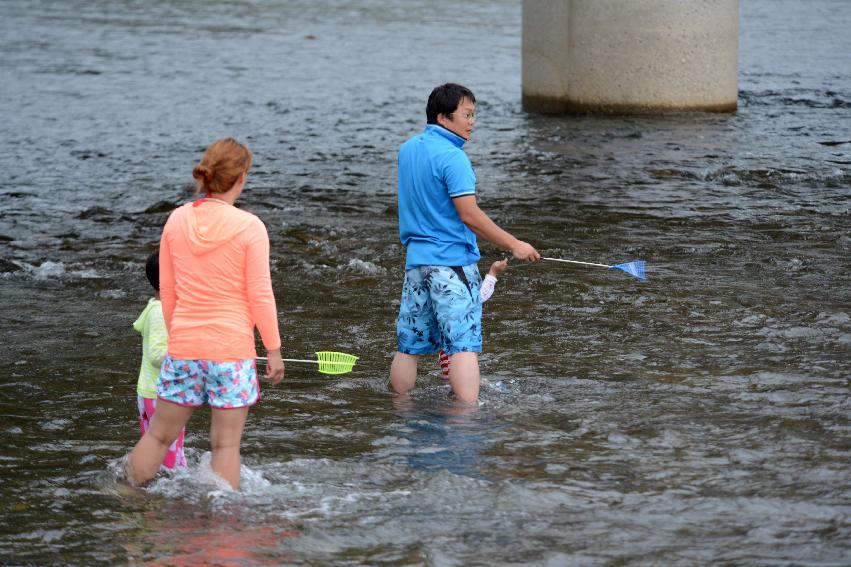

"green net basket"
[314, 351, 359, 375]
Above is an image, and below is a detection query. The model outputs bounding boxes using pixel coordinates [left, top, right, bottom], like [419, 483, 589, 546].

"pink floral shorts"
[138, 396, 187, 469]
[157, 356, 259, 409]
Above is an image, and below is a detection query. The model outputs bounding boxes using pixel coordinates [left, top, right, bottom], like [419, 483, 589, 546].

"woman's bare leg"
[126, 401, 193, 485]
[209, 407, 249, 490]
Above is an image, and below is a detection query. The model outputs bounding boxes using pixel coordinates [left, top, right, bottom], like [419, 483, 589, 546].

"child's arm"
[480, 274, 497, 302]
[148, 303, 169, 367]
[480, 259, 508, 303]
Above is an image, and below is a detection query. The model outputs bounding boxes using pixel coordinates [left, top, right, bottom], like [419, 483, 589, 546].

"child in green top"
[133, 250, 186, 469]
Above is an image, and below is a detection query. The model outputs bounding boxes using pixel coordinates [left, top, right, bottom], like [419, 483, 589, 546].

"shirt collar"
[425, 124, 467, 148]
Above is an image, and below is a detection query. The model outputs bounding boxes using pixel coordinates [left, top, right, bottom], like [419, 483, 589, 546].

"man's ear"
[436, 113, 449, 128]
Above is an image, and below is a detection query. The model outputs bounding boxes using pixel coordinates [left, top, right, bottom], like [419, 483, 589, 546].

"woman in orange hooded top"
[126, 138, 284, 489]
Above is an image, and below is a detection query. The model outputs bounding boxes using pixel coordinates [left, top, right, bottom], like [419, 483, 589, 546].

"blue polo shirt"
[398, 124, 480, 269]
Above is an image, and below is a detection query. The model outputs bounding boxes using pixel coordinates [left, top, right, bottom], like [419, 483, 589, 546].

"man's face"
[437, 97, 476, 140]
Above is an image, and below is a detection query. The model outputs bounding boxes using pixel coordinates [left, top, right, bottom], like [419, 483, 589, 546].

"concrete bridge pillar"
[522, 0, 739, 114]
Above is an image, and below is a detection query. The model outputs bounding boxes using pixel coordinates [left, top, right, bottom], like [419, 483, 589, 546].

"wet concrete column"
[522, 0, 739, 113]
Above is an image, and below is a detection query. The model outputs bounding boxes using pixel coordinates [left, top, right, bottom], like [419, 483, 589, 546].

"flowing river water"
[1, 1, 849, 565]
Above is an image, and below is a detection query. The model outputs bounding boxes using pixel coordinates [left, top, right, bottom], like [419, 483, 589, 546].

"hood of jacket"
[173, 200, 256, 256]
[133, 298, 158, 333]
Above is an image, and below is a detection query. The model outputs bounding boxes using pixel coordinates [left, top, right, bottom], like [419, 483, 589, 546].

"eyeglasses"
[451, 111, 477, 122]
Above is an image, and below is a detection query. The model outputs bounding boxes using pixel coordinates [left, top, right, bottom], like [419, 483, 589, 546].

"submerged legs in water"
[447, 351, 479, 403]
[390, 351, 480, 403]
[390, 352, 418, 395]
[125, 402, 250, 490]
[209, 407, 249, 490]
[126, 400, 193, 486]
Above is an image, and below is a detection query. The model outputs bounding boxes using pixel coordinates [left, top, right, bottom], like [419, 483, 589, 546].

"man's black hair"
[426, 83, 476, 124]
[145, 250, 159, 291]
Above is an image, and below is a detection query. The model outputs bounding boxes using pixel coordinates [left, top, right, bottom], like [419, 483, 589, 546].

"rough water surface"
[1, 0, 849, 565]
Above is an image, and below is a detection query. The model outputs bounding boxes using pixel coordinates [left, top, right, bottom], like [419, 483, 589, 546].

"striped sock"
[439, 350, 450, 380]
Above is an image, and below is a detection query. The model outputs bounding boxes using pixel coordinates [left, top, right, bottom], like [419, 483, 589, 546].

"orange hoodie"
[159, 199, 281, 361]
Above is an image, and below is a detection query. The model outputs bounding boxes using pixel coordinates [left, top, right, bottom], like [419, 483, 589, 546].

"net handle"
[256, 357, 319, 364]
[542, 257, 611, 268]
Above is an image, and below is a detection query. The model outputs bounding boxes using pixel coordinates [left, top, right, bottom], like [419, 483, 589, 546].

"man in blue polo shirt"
[391, 83, 540, 403]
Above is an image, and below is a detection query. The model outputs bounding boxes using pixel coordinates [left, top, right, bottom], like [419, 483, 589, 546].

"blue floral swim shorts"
[157, 356, 259, 409]
[396, 264, 482, 356]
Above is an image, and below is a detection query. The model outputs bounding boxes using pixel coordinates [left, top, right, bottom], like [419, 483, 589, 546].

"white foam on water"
[96, 289, 126, 299]
[345, 258, 386, 276]
[480, 378, 510, 393]
[32, 261, 65, 279]
[14, 529, 66, 543]
[144, 451, 275, 501]
[307, 239, 338, 255]
[817, 311, 850, 325]
[18, 260, 104, 280]
[39, 418, 72, 431]
[71, 268, 102, 279]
